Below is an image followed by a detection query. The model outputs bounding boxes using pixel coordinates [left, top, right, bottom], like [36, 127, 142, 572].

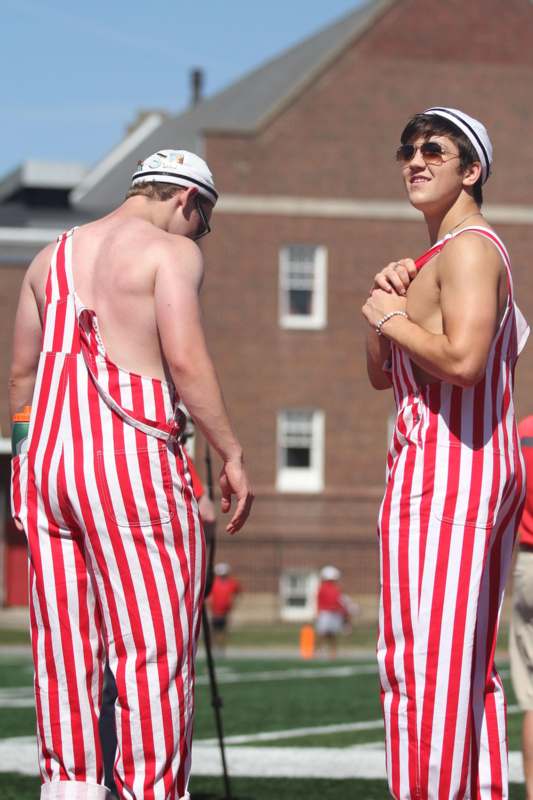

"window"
[277, 409, 325, 493]
[279, 569, 319, 622]
[279, 245, 327, 329]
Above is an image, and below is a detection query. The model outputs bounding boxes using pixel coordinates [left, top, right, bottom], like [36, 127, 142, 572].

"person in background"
[209, 563, 242, 654]
[315, 565, 351, 659]
[510, 415, 533, 800]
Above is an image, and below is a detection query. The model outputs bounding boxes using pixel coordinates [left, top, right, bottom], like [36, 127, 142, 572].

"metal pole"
[202, 442, 233, 800]
[201, 606, 232, 799]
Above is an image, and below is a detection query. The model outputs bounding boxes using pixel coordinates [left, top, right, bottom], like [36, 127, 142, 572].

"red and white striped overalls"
[11, 229, 206, 800]
[377, 227, 529, 800]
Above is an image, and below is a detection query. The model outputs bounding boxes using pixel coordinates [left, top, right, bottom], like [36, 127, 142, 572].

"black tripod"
[201, 443, 233, 800]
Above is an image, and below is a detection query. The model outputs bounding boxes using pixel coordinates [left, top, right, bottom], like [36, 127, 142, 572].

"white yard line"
[198, 704, 522, 746]
[196, 663, 378, 685]
[0, 687, 35, 707]
[0, 736, 526, 783]
[197, 719, 384, 746]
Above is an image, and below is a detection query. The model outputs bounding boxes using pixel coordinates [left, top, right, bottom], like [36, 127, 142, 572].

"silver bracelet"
[376, 310, 408, 336]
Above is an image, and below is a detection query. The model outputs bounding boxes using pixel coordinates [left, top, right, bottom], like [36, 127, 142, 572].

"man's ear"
[462, 161, 482, 188]
[181, 186, 199, 213]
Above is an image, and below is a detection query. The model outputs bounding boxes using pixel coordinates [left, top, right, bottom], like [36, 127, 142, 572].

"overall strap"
[415, 242, 445, 272]
[78, 309, 184, 443]
[44, 228, 78, 304]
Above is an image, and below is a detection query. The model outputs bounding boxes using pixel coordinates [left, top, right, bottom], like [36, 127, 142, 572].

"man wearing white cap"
[362, 109, 528, 799]
[9, 148, 253, 799]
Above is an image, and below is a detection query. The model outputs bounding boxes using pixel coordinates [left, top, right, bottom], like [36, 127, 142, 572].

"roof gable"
[72, 0, 395, 211]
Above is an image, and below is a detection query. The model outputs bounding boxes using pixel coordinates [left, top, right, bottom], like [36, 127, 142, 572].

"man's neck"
[425, 199, 482, 246]
[110, 196, 172, 231]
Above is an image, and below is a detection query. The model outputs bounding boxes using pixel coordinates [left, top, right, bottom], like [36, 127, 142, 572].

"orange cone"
[300, 624, 315, 659]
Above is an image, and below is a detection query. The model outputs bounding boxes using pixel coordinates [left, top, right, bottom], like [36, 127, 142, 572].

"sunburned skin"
[28, 216, 203, 382]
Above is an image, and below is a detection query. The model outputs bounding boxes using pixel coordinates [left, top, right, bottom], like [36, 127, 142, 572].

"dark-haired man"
[362, 108, 528, 799]
[10, 149, 253, 799]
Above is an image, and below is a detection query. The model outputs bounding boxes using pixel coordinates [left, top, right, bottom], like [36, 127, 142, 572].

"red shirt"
[209, 576, 242, 616]
[183, 449, 204, 501]
[519, 416, 533, 547]
[317, 581, 346, 614]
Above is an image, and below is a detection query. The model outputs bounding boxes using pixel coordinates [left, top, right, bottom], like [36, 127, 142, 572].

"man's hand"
[362, 288, 407, 330]
[219, 459, 254, 535]
[372, 258, 417, 295]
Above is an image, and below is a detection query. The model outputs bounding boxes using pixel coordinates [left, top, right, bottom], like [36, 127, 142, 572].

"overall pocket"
[430, 444, 508, 529]
[96, 443, 176, 528]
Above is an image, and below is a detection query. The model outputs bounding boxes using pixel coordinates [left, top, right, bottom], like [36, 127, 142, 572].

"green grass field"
[0, 647, 527, 800]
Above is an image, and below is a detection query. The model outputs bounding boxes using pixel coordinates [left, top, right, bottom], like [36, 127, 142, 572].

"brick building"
[2, 0, 533, 617]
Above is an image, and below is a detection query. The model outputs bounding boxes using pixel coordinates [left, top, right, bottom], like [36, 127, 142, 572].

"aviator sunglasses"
[193, 196, 211, 241]
[396, 141, 460, 166]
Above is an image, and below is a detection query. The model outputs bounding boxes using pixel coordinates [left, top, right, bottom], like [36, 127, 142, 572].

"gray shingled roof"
[72, 0, 395, 212]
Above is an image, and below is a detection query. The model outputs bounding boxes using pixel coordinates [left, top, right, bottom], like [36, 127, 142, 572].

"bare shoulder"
[149, 231, 204, 282]
[26, 241, 57, 290]
[437, 227, 503, 283]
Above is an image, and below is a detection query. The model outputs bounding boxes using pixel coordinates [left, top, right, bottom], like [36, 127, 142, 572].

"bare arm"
[366, 330, 393, 390]
[154, 237, 253, 533]
[364, 259, 416, 390]
[9, 254, 47, 420]
[362, 235, 503, 387]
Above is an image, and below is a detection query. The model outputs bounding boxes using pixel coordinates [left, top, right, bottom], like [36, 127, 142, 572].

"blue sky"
[2, 0, 364, 179]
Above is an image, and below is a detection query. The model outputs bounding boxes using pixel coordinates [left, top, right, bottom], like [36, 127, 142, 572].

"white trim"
[0, 438, 11, 455]
[279, 245, 327, 330]
[70, 112, 165, 204]
[219, 195, 419, 220]
[277, 409, 325, 493]
[217, 195, 533, 224]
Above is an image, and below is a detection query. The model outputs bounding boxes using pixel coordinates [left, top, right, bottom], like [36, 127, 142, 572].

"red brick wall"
[206, 1, 533, 205]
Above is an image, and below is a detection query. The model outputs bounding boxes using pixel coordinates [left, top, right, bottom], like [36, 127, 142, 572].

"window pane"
[286, 446, 311, 468]
[289, 288, 312, 315]
[287, 596, 307, 607]
[280, 411, 313, 449]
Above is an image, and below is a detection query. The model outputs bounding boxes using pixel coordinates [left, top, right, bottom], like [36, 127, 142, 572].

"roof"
[0, 160, 87, 203]
[71, 0, 395, 211]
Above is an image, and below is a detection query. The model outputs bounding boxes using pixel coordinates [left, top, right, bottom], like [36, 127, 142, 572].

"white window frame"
[279, 569, 320, 622]
[276, 409, 325, 493]
[279, 245, 327, 329]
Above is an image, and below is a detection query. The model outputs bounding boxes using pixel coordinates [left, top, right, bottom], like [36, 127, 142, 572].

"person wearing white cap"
[208, 562, 242, 654]
[315, 566, 351, 659]
[362, 108, 528, 799]
[9, 146, 253, 800]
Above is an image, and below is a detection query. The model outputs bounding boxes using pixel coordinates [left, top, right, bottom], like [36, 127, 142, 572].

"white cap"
[320, 566, 340, 581]
[423, 107, 493, 184]
[131, 149, 218, 205]
[215, 562, 230, 576]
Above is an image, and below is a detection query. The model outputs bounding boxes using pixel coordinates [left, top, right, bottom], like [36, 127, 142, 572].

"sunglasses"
[396, 141, 460, 166]
[193, 197, 211, 241]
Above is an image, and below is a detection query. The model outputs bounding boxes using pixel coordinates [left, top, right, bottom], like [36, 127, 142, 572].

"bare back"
[29, 218, 184, 381]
